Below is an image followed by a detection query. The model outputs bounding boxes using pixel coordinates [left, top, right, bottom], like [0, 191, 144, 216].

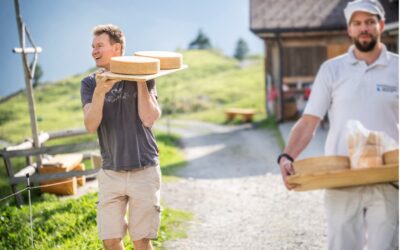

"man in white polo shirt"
[277, 0, 398, 249]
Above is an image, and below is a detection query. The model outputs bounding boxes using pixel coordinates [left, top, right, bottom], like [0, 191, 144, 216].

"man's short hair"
[93, 24, 126, 55]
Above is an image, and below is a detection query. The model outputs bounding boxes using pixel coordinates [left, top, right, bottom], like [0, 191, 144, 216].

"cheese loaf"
[110, 56, 160, 75]
[134, 51, 183, 69]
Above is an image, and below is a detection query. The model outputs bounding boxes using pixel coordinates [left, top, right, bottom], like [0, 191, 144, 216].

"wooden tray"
[103, 64, 188, 81]
[287, 164, 398, 191]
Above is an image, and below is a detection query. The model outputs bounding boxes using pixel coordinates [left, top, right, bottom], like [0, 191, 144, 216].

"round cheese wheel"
[293, 156, 350, 175]
[134, 51, 183, 70]
[110, 56, 160, 75]
[383, 149, 399, 164]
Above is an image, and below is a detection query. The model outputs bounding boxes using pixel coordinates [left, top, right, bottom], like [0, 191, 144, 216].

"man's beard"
[353, 33, 378, 52]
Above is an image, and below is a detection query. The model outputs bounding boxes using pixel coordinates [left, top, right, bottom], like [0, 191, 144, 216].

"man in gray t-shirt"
[81, 24, 162, 250]
[81, 76, 159, 171]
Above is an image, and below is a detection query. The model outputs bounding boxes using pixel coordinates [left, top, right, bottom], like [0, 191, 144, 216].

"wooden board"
[287, 164, 398, 191]
[103, 64, 188, 81]
[42, 153, 83, 171]
[225, 108, 256, 115]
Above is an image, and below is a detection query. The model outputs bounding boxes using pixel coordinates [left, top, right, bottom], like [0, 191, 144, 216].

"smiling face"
[91, 33, 122, 70]
[347, 11, 384, 52]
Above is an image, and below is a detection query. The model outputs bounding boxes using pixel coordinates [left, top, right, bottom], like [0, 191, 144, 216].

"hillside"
[0, 50, 266, 197]
[0, 50, 265, 144]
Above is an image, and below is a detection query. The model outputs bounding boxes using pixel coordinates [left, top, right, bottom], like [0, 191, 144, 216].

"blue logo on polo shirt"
[376, 84, 397, 93]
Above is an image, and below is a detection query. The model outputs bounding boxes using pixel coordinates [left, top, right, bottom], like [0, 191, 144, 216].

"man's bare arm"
[279, 114, 321, 189]
[137, 80, 161, 127]
[83, 74, 118, 133]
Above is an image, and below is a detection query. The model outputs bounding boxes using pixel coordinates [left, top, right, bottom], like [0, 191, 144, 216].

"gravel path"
[157, 120, 327, 250]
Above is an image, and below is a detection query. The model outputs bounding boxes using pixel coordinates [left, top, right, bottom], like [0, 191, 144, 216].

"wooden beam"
[282, 40, 328, 47]
[4, 128, 89, 151]
[13, 0, 42, 166]
[3, 156, 24, 205]
[256, 30, 347, 38]
[48, 128, 88, 139]
[280, 31, 347, 37]
[5, 133, 50, 151]
[13, 47, 42, 54]
[277, 34, 284, 121]
[10, 169, 100, 184]
[283, 76, 315, 85]
[0, 141, 99, 158]
[14, 165, 36, 178]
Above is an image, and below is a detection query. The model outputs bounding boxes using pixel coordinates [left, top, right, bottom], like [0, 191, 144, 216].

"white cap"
[344, 0, 385, 24]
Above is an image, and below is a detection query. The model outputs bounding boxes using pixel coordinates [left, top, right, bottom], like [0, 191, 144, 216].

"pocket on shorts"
[150, 204, 162, 239]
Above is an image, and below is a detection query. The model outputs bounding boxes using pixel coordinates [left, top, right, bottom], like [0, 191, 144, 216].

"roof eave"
[250, 26, 347, 35]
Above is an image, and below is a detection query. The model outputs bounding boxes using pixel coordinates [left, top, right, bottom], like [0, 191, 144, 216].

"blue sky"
[0, 0, 263, 97]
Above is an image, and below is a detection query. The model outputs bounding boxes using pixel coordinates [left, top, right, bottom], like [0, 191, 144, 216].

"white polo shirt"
[304, 45, 399, 156]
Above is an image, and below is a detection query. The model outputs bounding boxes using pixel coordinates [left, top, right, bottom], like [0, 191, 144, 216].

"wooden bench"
[39, 153, 85, 195]
[225, 108, 256, 122]
[0, 128, 101, 206]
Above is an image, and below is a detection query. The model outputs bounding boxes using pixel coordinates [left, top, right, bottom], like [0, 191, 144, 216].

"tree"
[188, 29, 212, 50]
[30, 63, 43, 87]
[234, 38, 249, 61]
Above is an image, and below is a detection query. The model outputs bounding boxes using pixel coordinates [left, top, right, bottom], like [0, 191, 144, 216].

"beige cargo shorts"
[96, 165, 161, 241]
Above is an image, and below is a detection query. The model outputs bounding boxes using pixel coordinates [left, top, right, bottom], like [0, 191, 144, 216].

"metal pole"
[13, 0, 42, 166]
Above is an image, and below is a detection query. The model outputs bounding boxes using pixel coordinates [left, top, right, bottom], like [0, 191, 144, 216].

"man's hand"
[135, 79, 147, 85]
[279, 157, 298, 190]
[94, 72, 118, 96]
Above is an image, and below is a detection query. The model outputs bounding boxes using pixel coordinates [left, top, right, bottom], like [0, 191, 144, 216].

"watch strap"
[277, 153, 294, 164]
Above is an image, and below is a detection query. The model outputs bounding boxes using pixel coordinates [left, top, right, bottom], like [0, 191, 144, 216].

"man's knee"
[133, 238, 153, 250]
[103, 238, 124, 250]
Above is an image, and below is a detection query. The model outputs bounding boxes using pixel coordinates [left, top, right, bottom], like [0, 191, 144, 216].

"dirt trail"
[158, 120, 326, 250]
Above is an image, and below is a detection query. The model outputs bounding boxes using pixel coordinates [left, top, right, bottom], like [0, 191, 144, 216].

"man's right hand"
[94, 72, 118, 96]
[279, 157, 297, 190]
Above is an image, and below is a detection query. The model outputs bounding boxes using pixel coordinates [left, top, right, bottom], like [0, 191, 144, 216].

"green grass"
[157, 51, 266, 123]
[0, 49, 279, 249]
[0, 193, 192, 250]
[0, 49, 268, 197]
[156, 131, 186, 177]
[0, 131, 189, 250]
[0, 50, 265, 144]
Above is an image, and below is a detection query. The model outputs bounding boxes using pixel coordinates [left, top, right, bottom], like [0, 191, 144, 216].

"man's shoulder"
[81, 72, 96, 85]
[387, 50, 399, 63]
[315, 53, 349, 76]
[324, 53, 349, 67]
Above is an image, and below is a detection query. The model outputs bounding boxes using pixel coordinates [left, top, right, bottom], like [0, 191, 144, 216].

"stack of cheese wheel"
[134, 51, 183, 70]
[348, 131, 383, 168]
[110, 56, 160, 75]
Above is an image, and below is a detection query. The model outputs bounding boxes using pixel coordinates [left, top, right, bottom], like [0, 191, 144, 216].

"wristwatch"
[277, 153, 294, 164]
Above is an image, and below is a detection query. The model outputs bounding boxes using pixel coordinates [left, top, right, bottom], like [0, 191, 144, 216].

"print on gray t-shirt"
[81, 73, 159, 171]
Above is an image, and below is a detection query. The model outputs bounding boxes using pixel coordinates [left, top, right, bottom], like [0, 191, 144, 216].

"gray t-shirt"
[80, 73, 159, 171]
